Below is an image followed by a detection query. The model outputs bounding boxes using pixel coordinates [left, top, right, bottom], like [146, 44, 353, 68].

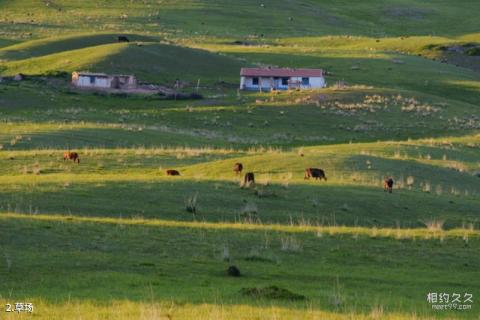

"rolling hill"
[0, 1, 479, 319]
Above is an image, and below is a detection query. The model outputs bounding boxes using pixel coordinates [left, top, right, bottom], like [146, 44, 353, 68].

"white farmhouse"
[240, 67, 326, 91]
[71, 72, 137, 89]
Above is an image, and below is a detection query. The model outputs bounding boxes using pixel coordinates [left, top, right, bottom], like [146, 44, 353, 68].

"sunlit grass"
[0, 42, 128, 76]
[1, 3, 479, 318]
[2, 212, 478, 240]
[0, 299, 445, 320]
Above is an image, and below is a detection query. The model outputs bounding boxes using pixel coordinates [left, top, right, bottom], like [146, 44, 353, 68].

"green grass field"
[0, 1, 479, 319]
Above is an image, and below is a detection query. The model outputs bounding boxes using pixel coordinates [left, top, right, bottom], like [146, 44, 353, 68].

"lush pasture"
[1, 0, 479, 319]
[0, 136, 479, 228]
[1, 83, 479, 319]
[1, 0, 480, 38]
[0, 214, 479, 319]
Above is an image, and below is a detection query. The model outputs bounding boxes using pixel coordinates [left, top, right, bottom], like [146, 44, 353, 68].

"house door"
[111, 77, 120, 89]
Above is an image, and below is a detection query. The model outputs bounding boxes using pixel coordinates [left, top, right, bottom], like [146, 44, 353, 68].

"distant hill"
[1, 0, 480, 39]
[0, 34, 245, 85]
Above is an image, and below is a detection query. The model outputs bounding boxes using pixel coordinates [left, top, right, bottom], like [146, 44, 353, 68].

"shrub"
[254, 187, 277, 198]
[465, 47, 480, 56]
[43, 70, 69, 78]
[241, 201, 258, 215]
[240, 286, 306, 300]
[420, 218, 445, 231]
[184, 192, 198, 214]
[280, 236, 302, 252]
[240, 201, 259, 222]
[165, 92, 203, 100]
[110, 92, 129, 98]
[227, 265, 241, 277]
[222, 245, 230, 262]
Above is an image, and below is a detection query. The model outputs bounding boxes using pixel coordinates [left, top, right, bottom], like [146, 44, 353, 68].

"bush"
[110, 92, 129, 98]
[43, 70, 70, 78]
[240, 286, 306, 300]
[184, 192, 198, 214]
[465, 47, 480, 56]
[165, 92, 203, 100]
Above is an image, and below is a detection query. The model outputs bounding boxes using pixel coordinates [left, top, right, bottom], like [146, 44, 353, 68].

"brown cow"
[166, 169, 180, 176]
[243, 172, 255, 187]
[233, 162, 243, 175]
[384, 177, 394, 193]
[304, 168, 327, 181]
[63, 151, 80, 164]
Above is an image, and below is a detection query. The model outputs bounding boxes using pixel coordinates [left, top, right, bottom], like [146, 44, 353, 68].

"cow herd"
[164, 162, 394, 193]
[62, 151, 395, 192]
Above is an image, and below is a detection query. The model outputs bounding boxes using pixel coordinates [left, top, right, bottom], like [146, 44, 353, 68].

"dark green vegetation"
[0, 1, 479, 319]
[0, 215, 478, 319]
[1, 0, 480, 38]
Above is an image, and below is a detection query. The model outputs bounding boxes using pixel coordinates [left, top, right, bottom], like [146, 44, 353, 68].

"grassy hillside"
[0, 36, 245, 84]
[0, 213, 478, 319]
[0, 1, 479, 319]
[0, 33, 157, 61]
[1, 80, 479, 319]
[1, 0, 480, 39]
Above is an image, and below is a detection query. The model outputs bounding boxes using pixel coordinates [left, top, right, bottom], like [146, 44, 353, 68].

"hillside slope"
[1, 0, 480, 38]
[0, 2, 479, 320]
[0, 36, 245, 84]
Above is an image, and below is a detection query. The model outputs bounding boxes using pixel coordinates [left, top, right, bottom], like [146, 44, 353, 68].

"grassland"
[1, 213, 479, 319]
[0, 1, 479, 319]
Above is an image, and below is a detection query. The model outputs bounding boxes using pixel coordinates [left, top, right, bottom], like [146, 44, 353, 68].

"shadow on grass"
[0, 215, 478, 317]
[342, 154, 480, 195]
[0, 178, 478, 228]
[0, 33, 159, 61]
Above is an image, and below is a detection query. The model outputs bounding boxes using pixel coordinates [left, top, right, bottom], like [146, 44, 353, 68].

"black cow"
[117, 36, 130, 42]
[166, 169, 180, 176]
[304, 168, 327, 181]
[384, 177, 394, 193]
[243, 172, 255, 187]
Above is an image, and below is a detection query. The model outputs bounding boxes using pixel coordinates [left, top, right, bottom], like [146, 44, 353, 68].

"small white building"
[240, 67, 326, 91]
[71, 72, 137, 89]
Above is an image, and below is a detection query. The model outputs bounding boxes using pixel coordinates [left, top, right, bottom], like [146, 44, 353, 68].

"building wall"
[76, 76, 110, 88]
[241, 76, 276, 90]
[115, 75, 136, 89]
[308, 76, 326, 88]
[260, 77, 273, 89]
[241, 76, 326, 90]
[241, 76, 255, 89]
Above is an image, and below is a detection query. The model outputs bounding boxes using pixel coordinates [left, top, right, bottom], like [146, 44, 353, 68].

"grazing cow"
[166, 169, 180, 176]
[233, 162, 243, 175]
[63, 151, 80, 164]
[243, 172, 255, 187]
[304, 168, 327, 181]
[384, 177, 394, 193]
[117, 35, 129, 42]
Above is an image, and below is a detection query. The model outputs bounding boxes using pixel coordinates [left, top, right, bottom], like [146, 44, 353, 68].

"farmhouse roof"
[74, 72, 109, 78]
[73, 71, 135, 78]
[240, 67, 323, 77]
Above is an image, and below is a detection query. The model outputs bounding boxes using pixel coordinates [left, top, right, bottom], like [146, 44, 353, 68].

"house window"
[281, 77, 289, 86]
[89, 76, 96, 84]
[252, 77, 259, 85]
[302, 77, 310, 85]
